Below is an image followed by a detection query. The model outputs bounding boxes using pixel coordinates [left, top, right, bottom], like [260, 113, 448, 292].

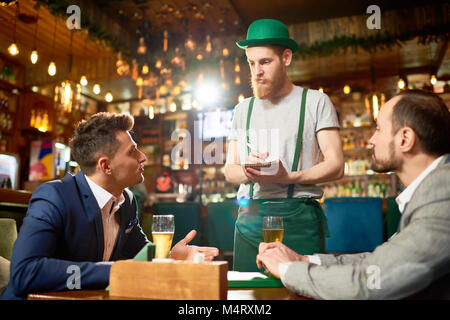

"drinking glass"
[262, 216, 284, 243]
[151, 215, 175, 259]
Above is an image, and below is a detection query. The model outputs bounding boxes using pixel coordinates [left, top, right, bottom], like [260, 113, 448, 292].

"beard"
[250, 72, 286, 100]
[371, 140, 402, 173]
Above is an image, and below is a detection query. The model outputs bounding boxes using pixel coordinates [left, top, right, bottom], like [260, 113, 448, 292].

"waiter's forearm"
[289, 158, 344, 185]
[224, 163, 248, 185]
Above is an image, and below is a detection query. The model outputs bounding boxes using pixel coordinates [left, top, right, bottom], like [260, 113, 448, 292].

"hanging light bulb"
[343, 85, 351, 94]
[64, 83, 72, 105]
[8, 4, 19, 56]
[171, 47, 182, 66]
[93, 83, 101, 95]
[196, 53, 203, 60]
[8, 43, 19, 56]
[31, 10, 39, 65]
[148, 106, 155, 119]
[136, 77, 143, 86]
[398, 78, 406, 90]
[238, 94, 245, 102]
[159, 85, 168, 95]
[163, 30, 169, 52]
[169, 101, 177, 112]
[142, 64, 149, 75]
[234, 57, 240, 72]
[205, 35, 212, 53]
[235, 75, 241, 85]
[222, 47, 229, 57]
[318, 87, 324, 93]
[48, 61, 57, 76]
[137, 37, 147, 55]
[430, 75, 437, 85]
[105, 91, 113, 102]
[30, 50, 39, 64]
[155, 59, 162, 69]
[185, 34, 196, 50]
[372, 94, 379, 119]
[80, 75, 88, 86]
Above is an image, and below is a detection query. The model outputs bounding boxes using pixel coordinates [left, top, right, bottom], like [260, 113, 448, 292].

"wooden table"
[28, 287, 309, 300]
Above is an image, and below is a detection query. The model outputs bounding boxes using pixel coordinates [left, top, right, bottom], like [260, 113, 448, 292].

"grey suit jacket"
[283, 154, 450, 299]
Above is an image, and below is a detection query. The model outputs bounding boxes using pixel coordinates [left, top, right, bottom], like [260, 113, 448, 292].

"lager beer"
[151, 215, 175, 259]
[152, 231, 174, 258]
[263, 228, 284, 243]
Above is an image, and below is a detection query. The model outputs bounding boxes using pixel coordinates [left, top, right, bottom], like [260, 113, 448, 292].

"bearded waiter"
[225, 19, 344, 271]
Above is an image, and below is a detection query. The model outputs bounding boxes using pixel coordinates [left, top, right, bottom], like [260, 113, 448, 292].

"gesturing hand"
[170, 230, 219, 261]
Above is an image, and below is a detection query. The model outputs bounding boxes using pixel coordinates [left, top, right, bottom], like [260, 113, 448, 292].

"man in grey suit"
[256, 89, 450, 299]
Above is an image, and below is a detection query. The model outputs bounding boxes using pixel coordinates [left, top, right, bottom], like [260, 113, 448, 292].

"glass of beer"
[151, 215, 175, 259]
[262, 216, 284, 243]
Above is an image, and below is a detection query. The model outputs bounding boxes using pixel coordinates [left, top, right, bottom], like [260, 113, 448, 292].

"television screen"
[197, 109, 234, 139]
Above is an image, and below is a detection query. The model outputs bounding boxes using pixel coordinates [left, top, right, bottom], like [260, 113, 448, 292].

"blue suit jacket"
[1, 172, 148, 300]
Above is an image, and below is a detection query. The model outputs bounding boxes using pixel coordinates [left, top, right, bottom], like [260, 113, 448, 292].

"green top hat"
[236, 19, 299, 53]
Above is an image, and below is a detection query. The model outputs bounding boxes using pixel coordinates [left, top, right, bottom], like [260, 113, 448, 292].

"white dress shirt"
[278, 155, 444, 282]
[85, 175, 125, 261]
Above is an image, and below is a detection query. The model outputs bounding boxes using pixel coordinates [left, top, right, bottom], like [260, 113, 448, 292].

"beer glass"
[151, 215, 175, 259]
[262, 216, 284, 243]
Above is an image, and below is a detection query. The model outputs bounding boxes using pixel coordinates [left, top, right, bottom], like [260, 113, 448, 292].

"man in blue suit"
[1, 112, 218, 300]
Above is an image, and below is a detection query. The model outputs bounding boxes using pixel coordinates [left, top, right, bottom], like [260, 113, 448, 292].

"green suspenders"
[246, 97, 256, 198]
[246, 88, 308, 199]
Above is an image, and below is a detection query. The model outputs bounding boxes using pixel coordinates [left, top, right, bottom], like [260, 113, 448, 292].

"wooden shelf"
[0, 188, 32, 205]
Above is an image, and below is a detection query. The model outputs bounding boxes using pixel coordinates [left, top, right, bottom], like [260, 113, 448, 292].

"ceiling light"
[48, 62, 56, 76]
[343, 85, 351, 94]
[105, 91, 113, 102]
[8, 43, 19, 56]
[430, 75, 437, 85]
[30, 50, 38, 64]
[80, 75, 88, 86]
[93, 83, 101, 95]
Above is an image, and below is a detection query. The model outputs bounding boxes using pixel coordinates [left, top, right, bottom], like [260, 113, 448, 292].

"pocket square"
[125, 226, 134, 234]
[125, 218, 137, 233]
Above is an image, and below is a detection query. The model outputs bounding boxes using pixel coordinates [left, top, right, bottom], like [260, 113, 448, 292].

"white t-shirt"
[228, 86, 339, 199]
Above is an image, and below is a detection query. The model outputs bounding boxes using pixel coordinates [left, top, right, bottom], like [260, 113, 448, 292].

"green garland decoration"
[34, 1, 449, 61]
[294, 25, 450, 60]
[34, 0, 131, 56]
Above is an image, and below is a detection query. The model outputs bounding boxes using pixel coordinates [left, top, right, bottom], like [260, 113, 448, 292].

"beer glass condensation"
[151, 215, 175, 259]
[262, 216, 284, 243]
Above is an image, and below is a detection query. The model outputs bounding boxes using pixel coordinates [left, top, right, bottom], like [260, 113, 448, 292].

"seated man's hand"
[256, 242, 309, 278]
[170, 230, 219, 261]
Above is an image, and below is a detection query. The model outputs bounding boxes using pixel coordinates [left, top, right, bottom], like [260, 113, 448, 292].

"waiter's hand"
[244, 158, 293, 184]
[245, 150, 269, 164]
[256, 242, 309, 278]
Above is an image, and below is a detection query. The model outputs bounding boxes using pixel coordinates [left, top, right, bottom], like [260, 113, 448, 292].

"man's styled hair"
[392, 90, 450, 155]
[69, 112, 134, 175]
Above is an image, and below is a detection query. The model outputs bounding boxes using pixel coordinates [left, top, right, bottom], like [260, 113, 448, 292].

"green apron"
[233, 88, 330, 271]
